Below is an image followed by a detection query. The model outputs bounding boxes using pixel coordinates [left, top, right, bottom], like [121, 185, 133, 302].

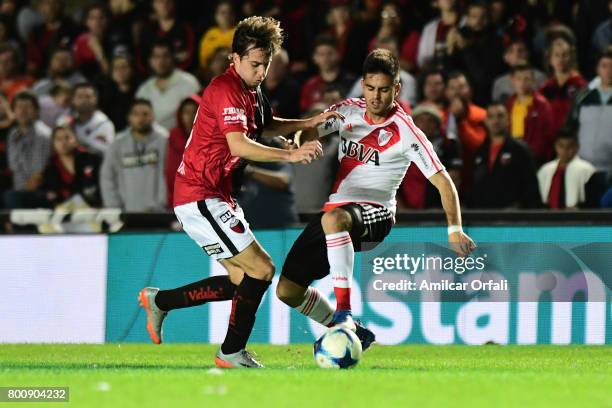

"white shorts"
[174, 198, 255, 260]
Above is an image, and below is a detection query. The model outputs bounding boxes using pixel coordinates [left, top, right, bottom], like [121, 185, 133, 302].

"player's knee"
[321, 208, 352, 234]
[275, 277, 304, 307]
[244, 256, 275, 281]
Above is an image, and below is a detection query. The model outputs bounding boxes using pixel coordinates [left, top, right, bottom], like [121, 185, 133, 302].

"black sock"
[221, 274, 271, 354]
[154, 275, 236, 311]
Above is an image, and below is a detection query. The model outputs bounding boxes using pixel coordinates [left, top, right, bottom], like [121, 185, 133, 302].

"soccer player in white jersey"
[276, 48, 476, 348]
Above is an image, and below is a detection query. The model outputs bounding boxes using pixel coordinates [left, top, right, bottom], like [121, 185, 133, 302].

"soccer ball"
[313, 326, 362, 369]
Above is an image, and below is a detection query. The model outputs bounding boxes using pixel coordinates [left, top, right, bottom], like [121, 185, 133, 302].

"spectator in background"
[31, 47, 86, 96]
[398, 104, 463, 209]
[445, 0, 504, 106]
[38, 81, 70, 128]
[165, 95, 199, 209]
[368, 2, 403, 53]
[0, 92, 14, 200]
[198, 0, 236, 72]
[469, 102, 540, 209]
[319, 85, 344, 109]
[347, 37, 417, 108]
[538, 128, 603, 209]
[540, 38, 587, 139]
[72, 3, 115, 79]
[26, 0, 79, 77]
[506, 64, 555, 164]
[199, 46, 230, 87]
[325, 1, 354, 61]
[492, 39, 547, 103]
[417, 0, 461, 70]
[292, 121, 339, 213]
[139, 0, 195, 73]
[0, 44, 33, 101]
[15, 0, 44, 44]
[399, 30, 420, 74]
[39, 125, 101, 208]
[237, 138, 299, 229]
[420, 69, 446, 108]
[100, 99, 167, 212]
[4, 91, 51, 209]
[57, 82, 115, 155]
[567, 47, 612, 178]
[97, 53, 140, 132]
[592, 0, 612, 56]
[107, 0, 148, 54]
[338, 0, 379, 76]
[0, 13, 22, 52]
[575, 0, 610, 77]
[300, 35, 354, 113]
[445, 71, 486, 165]
[263, 48, 300, 119]
[136, 41, 201, 130]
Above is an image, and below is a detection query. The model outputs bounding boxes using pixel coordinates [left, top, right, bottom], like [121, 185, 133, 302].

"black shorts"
[281, 203, 394, 287]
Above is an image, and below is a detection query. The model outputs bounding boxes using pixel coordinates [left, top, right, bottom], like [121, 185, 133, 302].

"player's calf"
[276, 276, 334, 326]
[218, 242, 273, 356]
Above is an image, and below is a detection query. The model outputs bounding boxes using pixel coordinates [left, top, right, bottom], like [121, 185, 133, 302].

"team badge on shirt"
[378, 129, 393, 146]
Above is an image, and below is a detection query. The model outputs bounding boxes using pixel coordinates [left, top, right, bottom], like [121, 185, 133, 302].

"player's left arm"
[262, 111, 345, 138]
[428, 171, 476, 257]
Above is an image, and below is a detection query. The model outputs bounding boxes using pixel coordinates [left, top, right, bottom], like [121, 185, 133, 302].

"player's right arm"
[226, 132, 322, 163]
[215, 81, 322, 163]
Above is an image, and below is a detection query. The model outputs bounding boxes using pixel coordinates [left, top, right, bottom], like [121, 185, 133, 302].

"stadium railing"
[1, 208, 611, 233]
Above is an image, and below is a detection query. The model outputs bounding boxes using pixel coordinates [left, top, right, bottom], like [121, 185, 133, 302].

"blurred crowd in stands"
[0, 0, 611, 229]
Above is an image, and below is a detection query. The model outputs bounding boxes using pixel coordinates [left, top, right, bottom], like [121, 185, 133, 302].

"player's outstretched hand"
[306, 110, 345, 128]
[449, 231, 477, 257]
[289, 140, 323, 164]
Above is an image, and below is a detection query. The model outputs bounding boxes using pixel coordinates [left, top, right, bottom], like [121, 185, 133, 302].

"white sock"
[325, 231, 354, 311]
[295, 287, 334, 326]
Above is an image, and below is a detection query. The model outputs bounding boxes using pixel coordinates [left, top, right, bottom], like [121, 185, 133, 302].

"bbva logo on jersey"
[341, 137, 380, 165]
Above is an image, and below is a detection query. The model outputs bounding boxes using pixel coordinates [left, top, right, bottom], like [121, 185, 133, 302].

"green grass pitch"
[0, 344, 609, 407]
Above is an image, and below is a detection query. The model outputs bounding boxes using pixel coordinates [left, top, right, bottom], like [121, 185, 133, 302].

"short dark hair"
[51, 125, 76, 142]
[50, 46, 72, 57]
[423, 68, 446, 82]
[11, 91, 39, 111]
[362, 48, 400, 83]
[84, 2, 111, 23]
[467, 0, 488, 11]
[597, 45, 612, 64]
[419, 68, 446, 99]
[486, 101, 507, 112]
[232, 16, 284, 58]
[511, 63, 534, 75]
[130, 98, 153, 111]
[447, 71, 466, 82]
[313, 34, 338, 51]
[72, 82, 98, 97]
[150, 40, 173, 55]
[555, 127, 578, 143]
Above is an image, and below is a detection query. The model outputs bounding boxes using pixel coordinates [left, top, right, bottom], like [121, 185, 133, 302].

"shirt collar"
[363, 101, 399, 125]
